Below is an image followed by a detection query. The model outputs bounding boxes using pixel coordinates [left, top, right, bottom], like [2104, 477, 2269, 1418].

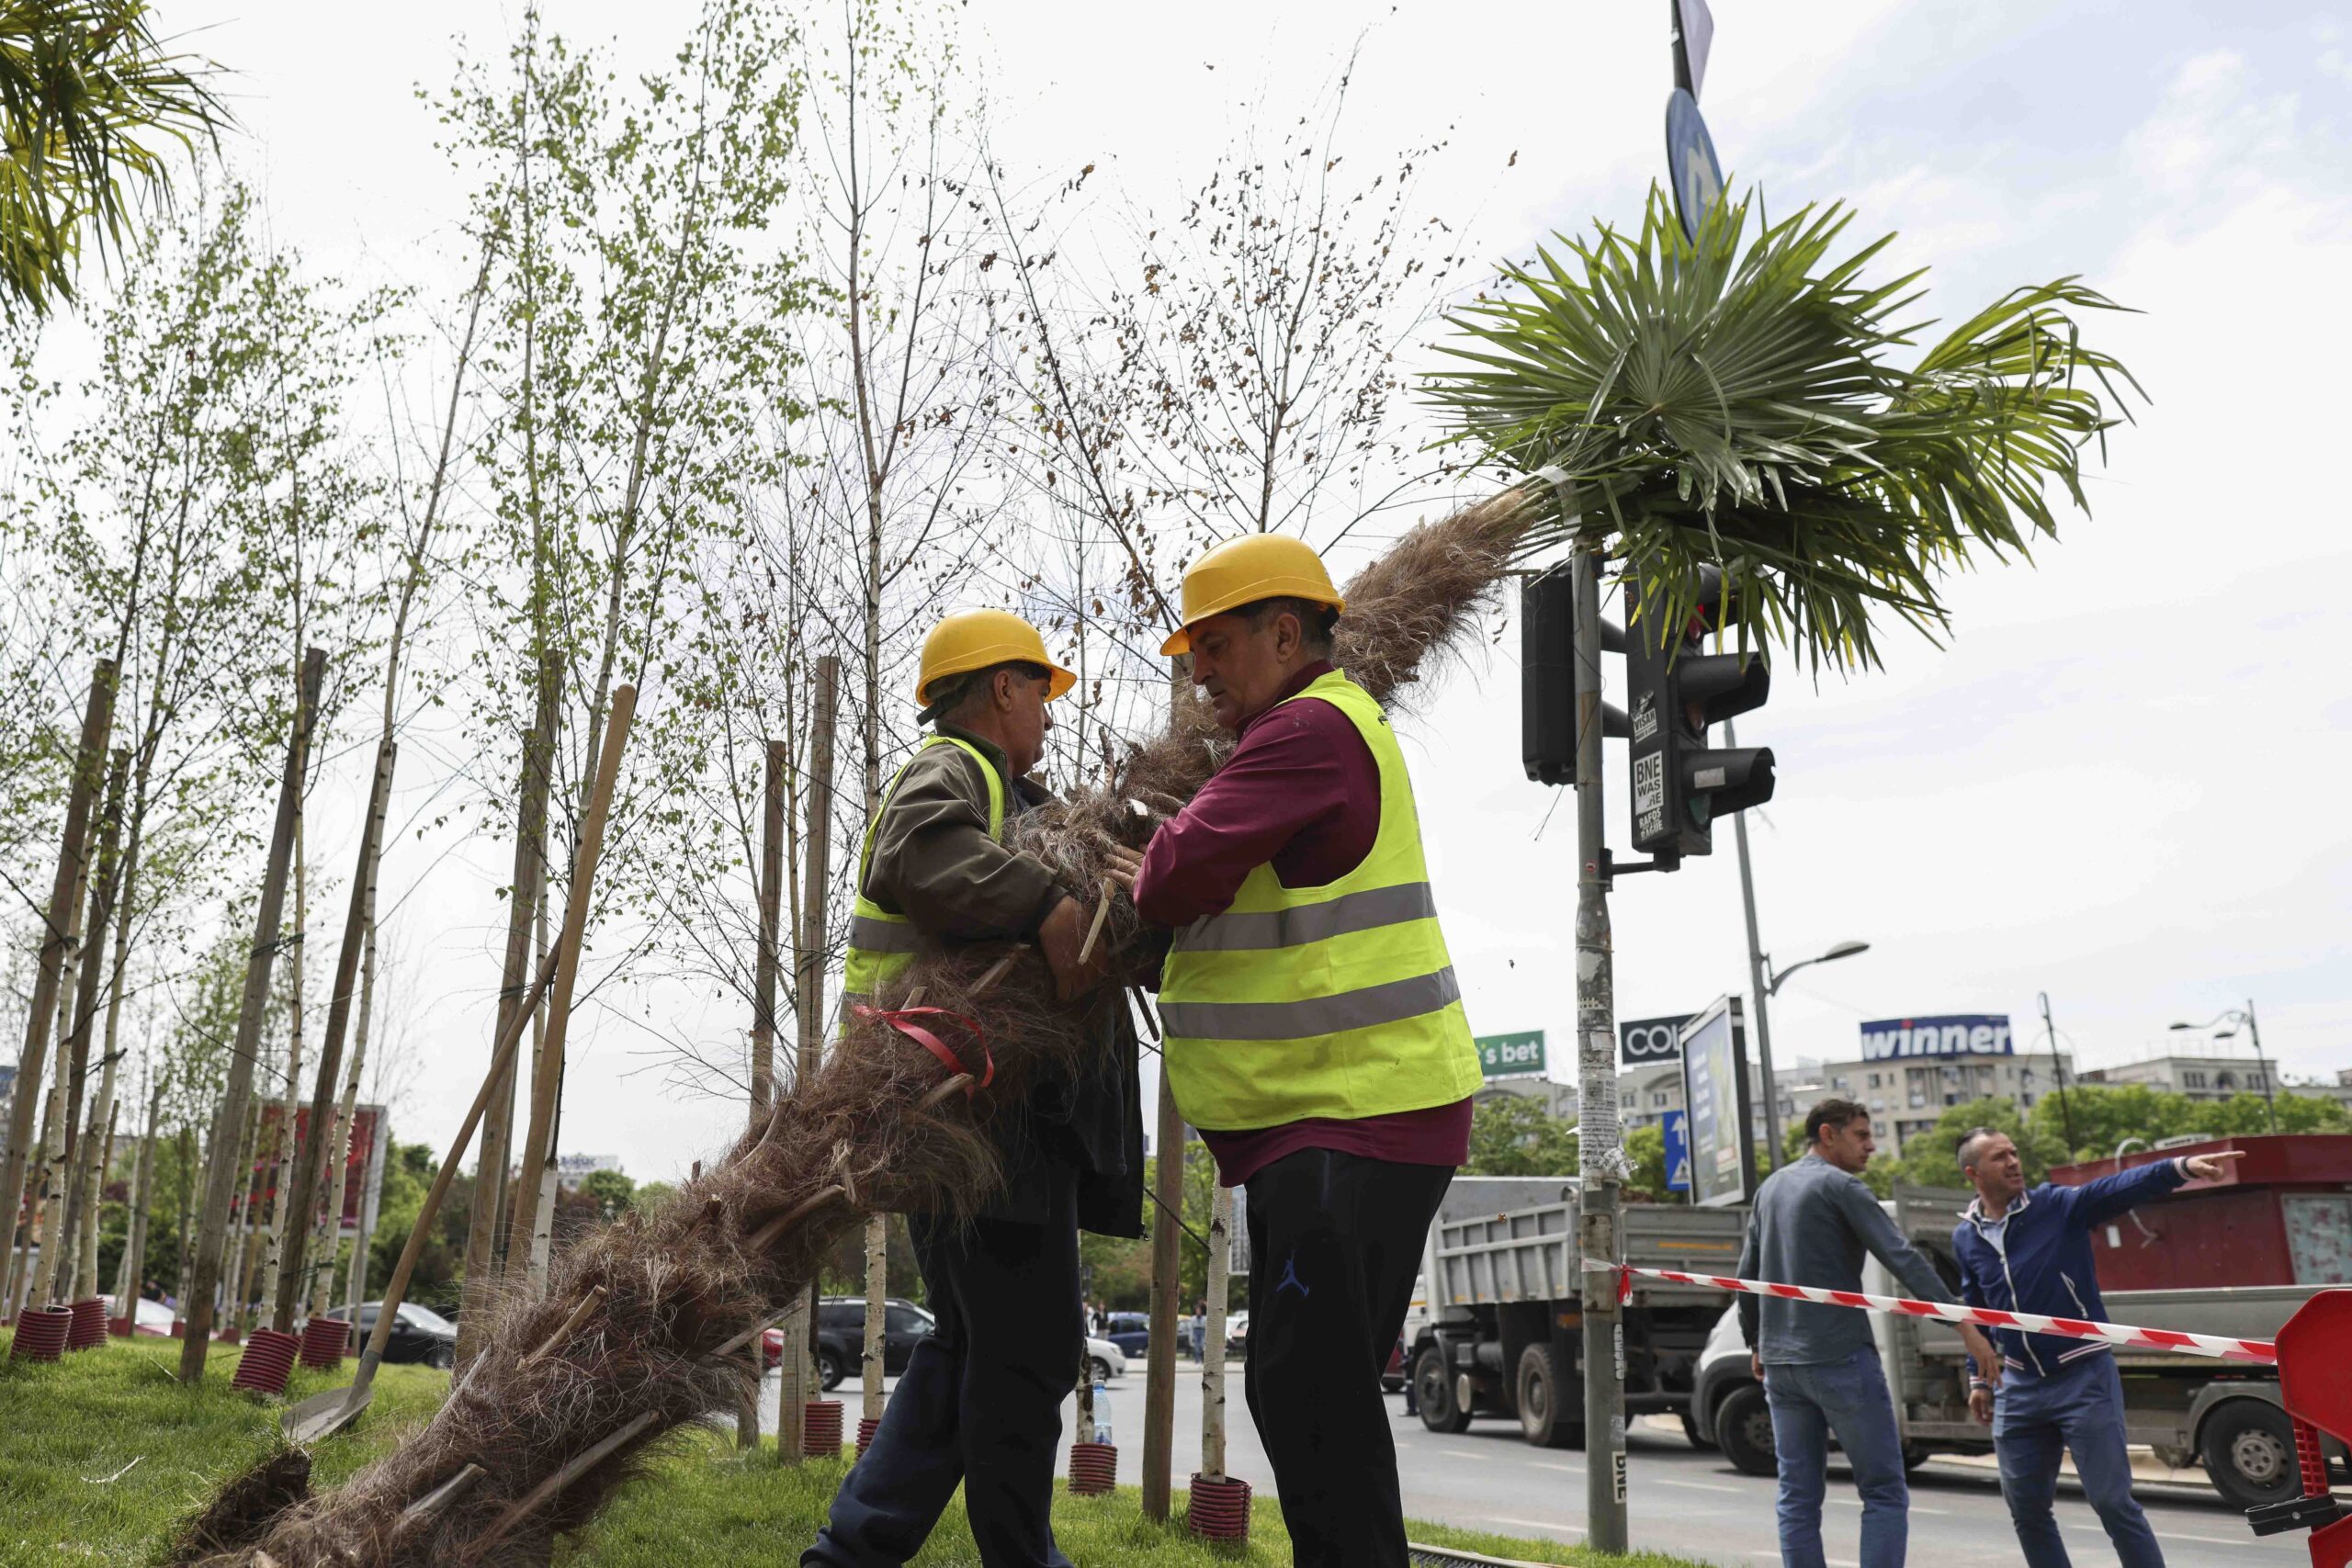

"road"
[764, 1364, 2304, 1567]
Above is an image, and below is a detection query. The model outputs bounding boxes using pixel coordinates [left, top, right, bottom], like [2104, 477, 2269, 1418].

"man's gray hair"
[1956, 1125, 2007, 1171]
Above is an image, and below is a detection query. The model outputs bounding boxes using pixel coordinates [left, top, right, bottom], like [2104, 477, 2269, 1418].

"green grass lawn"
[0, 1333, 1699, 1568]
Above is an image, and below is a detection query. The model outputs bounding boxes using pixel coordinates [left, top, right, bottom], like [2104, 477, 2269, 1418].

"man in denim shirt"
[1953, 1131, 2243, 1568]
[1739, 1100, 1998, 1568]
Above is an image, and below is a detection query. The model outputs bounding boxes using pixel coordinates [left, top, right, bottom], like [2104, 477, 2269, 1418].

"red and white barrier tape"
[1589, 1259, 2278, 1366]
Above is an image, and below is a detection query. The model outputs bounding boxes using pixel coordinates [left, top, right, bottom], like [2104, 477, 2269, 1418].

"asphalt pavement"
[763, 1363, 2306, 1568]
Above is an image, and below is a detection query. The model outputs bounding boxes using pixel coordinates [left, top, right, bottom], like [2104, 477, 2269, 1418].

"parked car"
[320, 1300, 458, 1368]
[1102, 1311, 1149, 1358]
[1225, 1310, 1250, 1356]
[801, 1297, 937, 1391]
[1084, 1335, 1127, 1382]
[100, 1295, 175, 1337]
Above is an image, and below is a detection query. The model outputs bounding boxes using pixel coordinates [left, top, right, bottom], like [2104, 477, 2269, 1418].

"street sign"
[1673, 0, 1715, 100]
[1621, 1013, 1694, 1066]
[1662, 1109, 1691, 1193]
[1665, 87, 1724, 244]
[1860, 1014, 2015, 1061]
[1678, 996, 1756, 1208]
[1476, 1030, 1547, 1078]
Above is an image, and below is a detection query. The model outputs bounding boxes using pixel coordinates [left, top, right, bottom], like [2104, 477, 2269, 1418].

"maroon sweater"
[1134, 660, 1471, 1186]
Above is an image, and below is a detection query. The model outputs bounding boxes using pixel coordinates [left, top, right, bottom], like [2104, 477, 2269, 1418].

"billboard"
[1679, 997, 1755, 1208]
[1475, 1030, 1546, 1078]
[1859, 1015, 2014, 1061]
[243, 1102, 386, 1236]
[1620, 1014, 1694, 1066]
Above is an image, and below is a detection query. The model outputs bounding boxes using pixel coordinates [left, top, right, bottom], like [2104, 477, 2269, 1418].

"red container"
[2052, 1134, 2352, 1292]
[230, 1327, 300, 1395]
[66, 1297, 107, 1350]
[107, 1316, 134, 1338]
[802, 1400, 845, 1457]
[169, 1320, 186, 1337]
[300, 1314, 351, 1370]
[1185, 1472, 1251, 1540]
[802, 1400, 844, 1457]
[856, 1416, 883, 1458]
[9, 1305, 72, 1363]
[1069, 1441, 1118, 1495]
[219, 1325, 242, 1346]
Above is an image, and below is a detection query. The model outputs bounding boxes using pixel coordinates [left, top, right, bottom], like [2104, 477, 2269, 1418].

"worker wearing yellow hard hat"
[811, 605, 1144, 1568]
[1122, 533, 1479, 1568]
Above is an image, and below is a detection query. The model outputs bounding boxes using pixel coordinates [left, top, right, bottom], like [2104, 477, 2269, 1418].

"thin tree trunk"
[777, 657, 839, 1464]
[739, 738, 786, 1450]
[458, 670, 560, 1360]
[117, 1080, 164, 1314]
[73, 1094, 119, 1304]
[178, 648, 325, 1382]
[217, 1098, 261, 1328]
[1200, 1180, 1233, 1480]
[55, 750, 130, 1270]
[1141, 662, 1190, 1521]
[272, 738, 397, 1331]
[255, 791, 311, 1325]
[170, 1122, 193, 1328]
[345, 1111, 385, 1315]
[28, 805, 97, 1309]
[8, 1077, 55, 1320]
[311, 919, 376, 1318]
[0, 660, 116, 1316]
[505, 688, 641, 1291]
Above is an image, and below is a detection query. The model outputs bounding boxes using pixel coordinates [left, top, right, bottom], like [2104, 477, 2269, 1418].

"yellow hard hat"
[1159, 535, 1346, 656]
[915, 609, 1077, 705]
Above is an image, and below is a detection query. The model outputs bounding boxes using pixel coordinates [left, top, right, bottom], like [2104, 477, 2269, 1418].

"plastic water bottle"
[1092, 1383, 1113, 1445]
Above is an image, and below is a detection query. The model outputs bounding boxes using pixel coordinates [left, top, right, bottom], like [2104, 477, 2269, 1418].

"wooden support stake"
[473, 1409, 658, 1560]
[505, 687, 639, 1289]
[179, 650, 322, 1382]
[917, 1075, 975, 1111]
[396, 1462, 485, 1536]
[273, 737, 398, 1332]
[1077, 877, 1114, 965]
[746, 1184, 845, 1254]
[516, 1283, 608, 1373]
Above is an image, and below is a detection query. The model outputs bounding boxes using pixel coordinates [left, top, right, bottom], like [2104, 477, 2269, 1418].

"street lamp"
[2169, 1003, 2278, 1134]
[1745, 937, 1871, 1169]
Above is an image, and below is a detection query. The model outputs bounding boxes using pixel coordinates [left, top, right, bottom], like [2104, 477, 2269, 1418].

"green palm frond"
[1425, 186, 2144, 671]
[0, 0, 228, 317]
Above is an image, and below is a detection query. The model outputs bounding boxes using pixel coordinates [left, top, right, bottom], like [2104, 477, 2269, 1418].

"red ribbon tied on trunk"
[851, 1001, 996, 1100]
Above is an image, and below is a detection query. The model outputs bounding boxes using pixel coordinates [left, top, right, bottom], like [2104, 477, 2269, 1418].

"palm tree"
[1426, 186, 2143, 670]
[1, 0, 225, 316]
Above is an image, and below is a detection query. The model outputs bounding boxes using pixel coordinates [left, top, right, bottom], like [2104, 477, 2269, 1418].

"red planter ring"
[1185, 1472, 1251, 1540]
[107, 1315, 135, 1338]
[1069, 1441, 1118, 1495]
[9, 1305, 72, 1363]
[855, 1416, 883, 1458]
[803, 1400, 844, 1457]
[218, 1325, 242, 1346]
[300, 1314, 351, 1370]
[230, 1327, 300, 1395]
[169, 1320, 186, 1337]
[66, 1297, 108, 1350]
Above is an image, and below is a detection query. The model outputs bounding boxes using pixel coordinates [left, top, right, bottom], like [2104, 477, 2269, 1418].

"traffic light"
[1623, 565, 1773, 863]
[1521, 564, 1626, 786]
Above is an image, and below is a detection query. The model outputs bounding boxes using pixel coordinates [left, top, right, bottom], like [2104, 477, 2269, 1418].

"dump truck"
[1406, 1175, 1747, 1446]
[1688, 1136, 2352, 1512]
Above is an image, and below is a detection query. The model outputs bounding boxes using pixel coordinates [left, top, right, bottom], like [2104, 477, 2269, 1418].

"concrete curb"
[1408, 1546, 1560, 1568]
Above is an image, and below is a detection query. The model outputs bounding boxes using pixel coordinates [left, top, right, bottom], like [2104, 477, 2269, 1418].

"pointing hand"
[2183, 1149, 2245, 1182]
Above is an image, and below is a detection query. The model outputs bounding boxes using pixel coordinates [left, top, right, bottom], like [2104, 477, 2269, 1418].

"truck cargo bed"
[1432, 1179, 1746, 1308]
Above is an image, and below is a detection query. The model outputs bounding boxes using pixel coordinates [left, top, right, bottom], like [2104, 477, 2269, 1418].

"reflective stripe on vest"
[1158, 670, 1481, 1131]
[842, 735, 1007, 1001]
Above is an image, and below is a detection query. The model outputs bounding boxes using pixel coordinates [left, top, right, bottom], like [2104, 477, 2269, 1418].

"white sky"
[131, 0, 2351, 1178]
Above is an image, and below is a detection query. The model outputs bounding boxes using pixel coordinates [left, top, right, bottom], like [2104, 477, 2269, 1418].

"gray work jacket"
[1736, 1153, 1955, 1366]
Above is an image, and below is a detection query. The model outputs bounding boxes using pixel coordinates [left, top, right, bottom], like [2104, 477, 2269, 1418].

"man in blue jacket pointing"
[1952, 1131, 2244, 1568]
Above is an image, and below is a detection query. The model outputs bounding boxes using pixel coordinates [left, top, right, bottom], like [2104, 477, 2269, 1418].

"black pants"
[1242, 1149, 1454, 1568]
[805, 1172, 1081, 1568]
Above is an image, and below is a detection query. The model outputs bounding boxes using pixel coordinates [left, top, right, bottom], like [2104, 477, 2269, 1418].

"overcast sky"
[141, 0, 2350, 1179]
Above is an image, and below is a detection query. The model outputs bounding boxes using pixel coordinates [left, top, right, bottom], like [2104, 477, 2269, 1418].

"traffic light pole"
[1572, 540, 1630, 1553]
[1725, 716, 1782, 1169]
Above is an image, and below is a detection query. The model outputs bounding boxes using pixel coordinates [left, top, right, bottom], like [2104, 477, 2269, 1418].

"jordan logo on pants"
[1276, 1252, 1310, 1300]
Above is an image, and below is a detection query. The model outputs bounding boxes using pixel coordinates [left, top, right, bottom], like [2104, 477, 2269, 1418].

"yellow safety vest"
[1159, 670, 1481, 1130]
[842, 735, 1007, 1009]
